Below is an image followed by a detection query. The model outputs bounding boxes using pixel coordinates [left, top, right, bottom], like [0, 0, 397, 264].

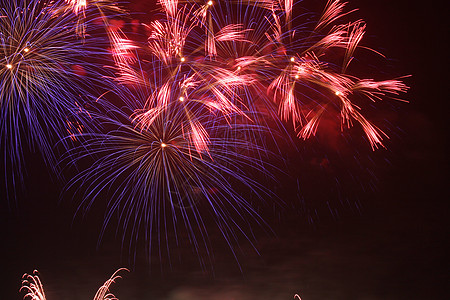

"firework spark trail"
[58, 0, 409, 267]
[0, 0, 119, 200]
[113, 57, 253, 157]
[64, 95, 277, 269]
[167, 0, 408, 149]
[20, 271, 46, 300]
[195, 1, 406, 148]
[105, 16, 276, 243]
[20, 269, 305, 299]
[111, 0, 286, 155]
[66, 0, 88, 16]
[20, 269, 128, 300]
[62, 0, 124, 37]
[0, 0, 409, 281]
[93, 268, 129, 300]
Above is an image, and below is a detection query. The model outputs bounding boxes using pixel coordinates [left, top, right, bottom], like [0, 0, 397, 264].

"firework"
[112, 10, 257, 154]
[115, 0, 408, 150]
[58, 0, 408, 267]
[64, 12, 280, 261]
[93, 268, 128, 300]
[64, 94, 276, 267]
[20, 271, 46, 300]
[61, 0, 125, 37]
[20, 269, 128, 300]
[194, 0, 408, 148]
[0, 0, 117, 198]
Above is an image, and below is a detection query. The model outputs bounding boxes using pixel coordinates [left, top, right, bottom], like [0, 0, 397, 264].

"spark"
[20, 271, 46, 300]
[20, 269, 129, 300]
[65, 100, 275, 268]
[1, 0, 117, 196]
[56, 0, 408, 268]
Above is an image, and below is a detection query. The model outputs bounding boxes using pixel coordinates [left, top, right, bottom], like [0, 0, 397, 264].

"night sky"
[1, 0, 448, 299]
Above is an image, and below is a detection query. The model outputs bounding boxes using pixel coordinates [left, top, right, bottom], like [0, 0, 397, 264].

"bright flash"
[335, 91, 342, 96]
[295, 74, 299, 79]
[180, 57, 186, 62]
[161, 142, 167, 148]
[6, 64, 12, 69]
[237, 66, 241, 71]
[179, 96, 185, 101]
[207, 1, 213, 6]
[24, 47, 29, 53]
[290, 57, 295, 62]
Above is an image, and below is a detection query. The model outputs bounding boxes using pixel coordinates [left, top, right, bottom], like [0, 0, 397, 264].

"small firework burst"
[20, 269, 128, 300]
[20, 271, 46, 300]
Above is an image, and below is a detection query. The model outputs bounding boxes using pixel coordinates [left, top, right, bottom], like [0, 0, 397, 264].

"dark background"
[1, 0, 448, 299]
